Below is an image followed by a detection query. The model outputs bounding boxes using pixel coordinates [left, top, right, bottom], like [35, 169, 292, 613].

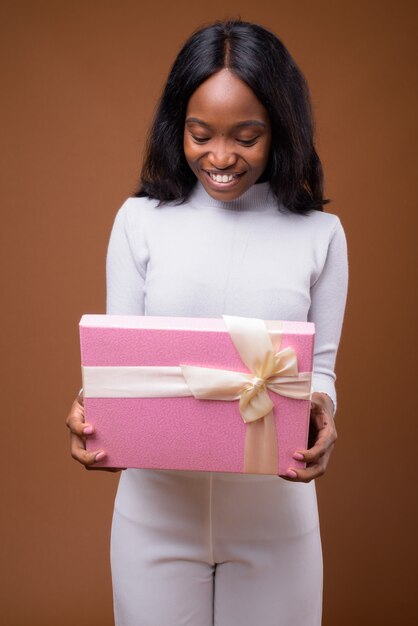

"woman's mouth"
[208, 172, 239, 183]
[204, 170, 245, 189]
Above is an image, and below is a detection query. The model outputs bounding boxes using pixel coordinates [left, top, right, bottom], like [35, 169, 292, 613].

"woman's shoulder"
[282, 207, 345, 243]
[118, 195, 162, 215]
[303, 207, 343, 229]
[112, 195, 169, 229]
[297, 209, 347, 248]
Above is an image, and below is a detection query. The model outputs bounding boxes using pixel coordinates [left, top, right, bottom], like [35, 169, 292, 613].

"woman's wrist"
[311, 391, 335, 416]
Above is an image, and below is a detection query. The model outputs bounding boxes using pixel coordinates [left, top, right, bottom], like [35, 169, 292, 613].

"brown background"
[1, 0, 417, 624]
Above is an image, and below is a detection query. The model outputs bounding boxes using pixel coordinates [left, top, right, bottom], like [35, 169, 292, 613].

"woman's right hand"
[66, 392, 108, 469]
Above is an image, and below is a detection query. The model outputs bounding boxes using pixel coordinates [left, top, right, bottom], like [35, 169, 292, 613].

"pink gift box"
[79, 315, 314, 476]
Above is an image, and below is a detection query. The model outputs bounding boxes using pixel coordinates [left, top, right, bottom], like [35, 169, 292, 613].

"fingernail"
[286, 469, 298, 478]
[83, 426, 93, 435]
[293, 452, 304, 461]
[95, 451, 106, 461]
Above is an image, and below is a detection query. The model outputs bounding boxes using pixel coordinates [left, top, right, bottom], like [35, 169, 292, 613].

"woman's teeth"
[208, 172, 238, 183]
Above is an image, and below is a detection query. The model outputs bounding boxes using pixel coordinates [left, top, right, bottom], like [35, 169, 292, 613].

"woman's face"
[184, 69, 272, 201]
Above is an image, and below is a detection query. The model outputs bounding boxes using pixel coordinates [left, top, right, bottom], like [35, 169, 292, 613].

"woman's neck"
[188, 181, 278, 212]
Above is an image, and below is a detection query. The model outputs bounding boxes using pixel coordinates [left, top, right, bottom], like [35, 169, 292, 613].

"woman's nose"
[208, 140, 238, 169]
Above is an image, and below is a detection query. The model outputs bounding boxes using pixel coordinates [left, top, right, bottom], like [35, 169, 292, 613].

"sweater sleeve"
[106, 200, 147, 315]
[308, 219, 348, 413]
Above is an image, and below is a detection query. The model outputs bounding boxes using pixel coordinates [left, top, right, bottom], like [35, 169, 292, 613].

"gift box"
[79, 315, 314, 475]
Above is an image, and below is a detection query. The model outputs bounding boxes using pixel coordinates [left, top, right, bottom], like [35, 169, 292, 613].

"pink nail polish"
[293, 452, 304, 461]
[83, 426, 93, 435]
[95, 451, 106, 461]
[286, 469, 298, 478]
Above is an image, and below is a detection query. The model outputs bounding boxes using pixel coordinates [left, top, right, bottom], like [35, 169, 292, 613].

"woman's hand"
[66, 392, 122, 471]
[284, 392, 337, 482]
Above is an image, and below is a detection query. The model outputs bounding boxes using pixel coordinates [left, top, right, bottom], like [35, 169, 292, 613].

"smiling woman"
[66, 18, 348, 626]
[136, 20, 326, 213]
[183, 70, 272, 200]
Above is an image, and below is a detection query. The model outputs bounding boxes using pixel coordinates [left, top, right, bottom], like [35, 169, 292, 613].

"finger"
[70, 432, 105, 467]
[283, 464, 325, 483]
[285, 439, 336, 482]
[66, 401, 95, 437]
[282, 454, 330, 483]
[294, 419, 337, 464]
[67, 416, 95, 437]
[65, 399, 84, 427]
[298, 432, 335, 465]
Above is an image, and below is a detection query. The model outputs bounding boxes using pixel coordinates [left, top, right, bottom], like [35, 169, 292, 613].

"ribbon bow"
[180, 316, 312, 474]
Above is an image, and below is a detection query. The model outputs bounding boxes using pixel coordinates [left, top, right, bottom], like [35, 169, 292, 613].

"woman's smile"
[204, 168, 246, 189]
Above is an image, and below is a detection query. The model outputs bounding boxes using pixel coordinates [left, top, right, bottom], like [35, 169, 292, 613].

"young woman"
[67, 20, 348, 626]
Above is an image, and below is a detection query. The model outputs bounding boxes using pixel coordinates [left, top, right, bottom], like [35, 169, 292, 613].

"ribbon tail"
[243, 410, 279, 475]
[223, 315, 275, 373]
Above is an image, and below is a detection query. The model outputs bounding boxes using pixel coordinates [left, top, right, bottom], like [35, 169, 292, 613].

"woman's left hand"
[284, 392, 337, 482]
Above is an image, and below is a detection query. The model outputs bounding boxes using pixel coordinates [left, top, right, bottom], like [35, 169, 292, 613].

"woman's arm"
[286, 218, 348, 482]
[106, 200, 146, 316]
[67, 201, 146, 468]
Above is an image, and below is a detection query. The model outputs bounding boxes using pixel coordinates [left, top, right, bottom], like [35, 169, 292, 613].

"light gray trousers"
[111, 469, 323, 626]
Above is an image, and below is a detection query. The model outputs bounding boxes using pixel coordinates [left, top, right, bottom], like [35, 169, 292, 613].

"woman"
[67, 19, 348, 626]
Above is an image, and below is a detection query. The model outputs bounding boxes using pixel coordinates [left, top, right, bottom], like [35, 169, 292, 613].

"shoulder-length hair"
[136, 20, 328, 213]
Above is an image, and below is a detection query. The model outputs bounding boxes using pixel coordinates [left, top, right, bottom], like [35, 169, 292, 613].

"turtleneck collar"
[188, 181, 279, 212]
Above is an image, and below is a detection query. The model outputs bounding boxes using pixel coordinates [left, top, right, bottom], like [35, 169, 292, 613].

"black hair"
[136, 19, 328, 213]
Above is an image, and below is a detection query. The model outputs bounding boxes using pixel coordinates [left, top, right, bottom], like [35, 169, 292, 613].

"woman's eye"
[189, 134, 259, 146]
[237, 137, 259, 146]
[191, 135, 210, 144]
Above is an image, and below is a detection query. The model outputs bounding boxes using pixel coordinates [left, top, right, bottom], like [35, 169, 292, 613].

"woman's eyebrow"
[235, 120, 267, 128]
[185, 117, 212, 128]
[185, 117, 266, 129]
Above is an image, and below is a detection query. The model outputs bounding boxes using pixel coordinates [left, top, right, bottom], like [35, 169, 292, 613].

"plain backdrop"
[1, 1, 417, 624]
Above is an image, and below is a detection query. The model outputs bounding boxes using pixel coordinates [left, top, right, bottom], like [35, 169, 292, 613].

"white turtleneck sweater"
[106, 182, 348, 409]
